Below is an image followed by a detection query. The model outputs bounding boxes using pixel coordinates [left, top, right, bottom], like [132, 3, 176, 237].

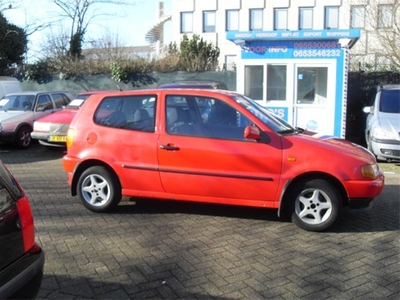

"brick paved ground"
[1, 143, 399, 299]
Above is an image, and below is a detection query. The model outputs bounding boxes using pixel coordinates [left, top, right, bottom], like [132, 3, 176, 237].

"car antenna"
[116, 84, 123, 91]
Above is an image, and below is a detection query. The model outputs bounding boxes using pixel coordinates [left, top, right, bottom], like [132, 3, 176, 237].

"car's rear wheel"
[77, 166, 122, 213]
[14, 126, 32, 148]
[289, 179, 342, 232]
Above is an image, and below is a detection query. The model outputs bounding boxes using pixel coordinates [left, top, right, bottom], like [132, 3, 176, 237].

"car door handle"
[160, 144, 180, 151]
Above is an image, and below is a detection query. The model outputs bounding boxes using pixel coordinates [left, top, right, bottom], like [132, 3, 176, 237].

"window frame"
[203, 10, 216, 33]
[378, 4, 393, 28]
[181, 11, 193, 33]
[350, 5, 365, 29]
[226, 9, 239, 31]
[274, 8, 288, 30]
[250, 8, 263, 31]
[324, 6, 339, 29]
[299, 7, 313, 30]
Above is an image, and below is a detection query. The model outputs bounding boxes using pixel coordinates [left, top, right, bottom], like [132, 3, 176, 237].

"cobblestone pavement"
[1, 143, 399, 299]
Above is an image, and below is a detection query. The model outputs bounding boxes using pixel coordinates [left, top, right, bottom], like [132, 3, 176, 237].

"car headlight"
[372, 127, 395, 140]
[33, 122, 50, 131]
[361, 163, 380, 179]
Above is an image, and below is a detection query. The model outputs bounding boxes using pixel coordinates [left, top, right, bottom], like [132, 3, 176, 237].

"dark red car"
[0, 160, 45, 299]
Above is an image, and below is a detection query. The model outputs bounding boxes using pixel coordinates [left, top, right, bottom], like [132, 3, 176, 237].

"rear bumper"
[0, 244, 45, 299]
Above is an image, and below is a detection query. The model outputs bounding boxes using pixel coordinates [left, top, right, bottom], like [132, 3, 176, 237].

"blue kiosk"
[227, 29, 360, 137]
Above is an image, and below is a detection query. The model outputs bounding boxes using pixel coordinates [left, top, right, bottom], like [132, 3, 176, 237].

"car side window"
[94, 95, 156, 132]
[35, 94, 53, 111]
[52, 93, 70, 108]
[165, 95, 253, 141]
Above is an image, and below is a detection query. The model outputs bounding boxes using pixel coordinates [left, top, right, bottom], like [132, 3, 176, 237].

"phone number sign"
[241, 40, 342, 59]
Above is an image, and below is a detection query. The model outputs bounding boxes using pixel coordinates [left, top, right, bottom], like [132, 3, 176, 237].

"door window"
[244, 65, 264, 100]
[36, 94, 53, 111]
[296, 67, 328, 105]
[165, 95, 252, 141]
[267, 65, 287, 101]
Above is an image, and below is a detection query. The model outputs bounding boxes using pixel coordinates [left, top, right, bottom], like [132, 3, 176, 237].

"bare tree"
[52, 0, 137, 58]
[363, 0, 400, 71]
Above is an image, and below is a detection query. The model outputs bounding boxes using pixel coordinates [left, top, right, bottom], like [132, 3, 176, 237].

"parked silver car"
[0, 91, 73, 148]
[363, 84, 400, 161]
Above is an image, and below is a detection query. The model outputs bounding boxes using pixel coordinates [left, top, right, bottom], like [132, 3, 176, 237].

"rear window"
[380, 90, 400, 113]
[94, 95, 157, 132]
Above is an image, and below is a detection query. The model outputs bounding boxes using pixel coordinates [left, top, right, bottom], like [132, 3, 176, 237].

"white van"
[0, 77, 23, 99]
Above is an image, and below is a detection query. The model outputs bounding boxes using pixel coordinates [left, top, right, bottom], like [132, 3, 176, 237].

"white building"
[168, 0, 398, 71]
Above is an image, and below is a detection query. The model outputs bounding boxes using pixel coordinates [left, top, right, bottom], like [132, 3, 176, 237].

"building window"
[224, 55, 236, 71]
[274, 9, 288, 30]
[181, 12, 193, 33]
[350, 6, 365, 29]
[299, 7, 313, 30]
[378, 4, 393, 28]
[203, 11, 216, 32]
[325, 7, 339, 29]
[245, 65, 264, 100]
[250, 9, 263, 31]
[267, 65, 287, 101]
[226, 10, 239, 31]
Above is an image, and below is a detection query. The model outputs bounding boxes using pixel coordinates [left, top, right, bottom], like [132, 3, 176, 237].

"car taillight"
[16, 196, 35, 252]
[66, 128, 76, 148]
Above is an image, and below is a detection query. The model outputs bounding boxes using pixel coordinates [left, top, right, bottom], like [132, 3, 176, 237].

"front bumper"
[371, 137, 400, 160]
[344, 173, 385, 209]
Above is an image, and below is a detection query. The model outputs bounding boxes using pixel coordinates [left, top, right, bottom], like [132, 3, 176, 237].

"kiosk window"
[267, 65, 287, 101]
[245, 66, 263, 100]
[297, 67, 328, 105]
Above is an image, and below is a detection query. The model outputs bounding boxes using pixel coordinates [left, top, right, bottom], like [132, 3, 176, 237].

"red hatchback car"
[62, 89, 384, 231]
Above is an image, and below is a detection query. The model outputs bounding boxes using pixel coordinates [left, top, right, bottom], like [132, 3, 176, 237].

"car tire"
[14, 126, 32, 149]
[289, 179, 342, 232]
[77, 166, 122, 213]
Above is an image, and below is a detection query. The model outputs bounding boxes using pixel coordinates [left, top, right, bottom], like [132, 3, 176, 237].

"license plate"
[48, 135, 67, 142]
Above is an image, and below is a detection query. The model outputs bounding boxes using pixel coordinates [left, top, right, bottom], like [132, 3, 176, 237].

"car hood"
[35, 108, 78, 124]
[287, 132, 376, 163]
[377, 112, 400, 131]
[0, 110, 28, 122]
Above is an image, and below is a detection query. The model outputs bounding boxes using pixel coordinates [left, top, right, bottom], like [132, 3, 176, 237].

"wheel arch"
[71, 159, 121, 196]
[279, 171, 348, 218]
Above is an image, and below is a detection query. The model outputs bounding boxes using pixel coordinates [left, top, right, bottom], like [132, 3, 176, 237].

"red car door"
[157, 93, 283, 208]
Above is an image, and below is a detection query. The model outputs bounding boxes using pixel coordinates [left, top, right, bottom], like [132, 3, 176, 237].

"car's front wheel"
[77, 166, 122, 213]
[15, 126, 32, 148]
[288, 179, 342, 232]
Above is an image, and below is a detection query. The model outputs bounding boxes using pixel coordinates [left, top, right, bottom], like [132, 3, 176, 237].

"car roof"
[89, 88, 239, 96]
[158, 80, 228, 90]
[4, 91, 70, 96]
[378, 84, 400, 91]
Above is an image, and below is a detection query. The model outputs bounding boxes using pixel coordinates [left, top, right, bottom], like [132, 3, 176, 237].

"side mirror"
[363, 106, 372, 114]
[244, 125, 261, 141]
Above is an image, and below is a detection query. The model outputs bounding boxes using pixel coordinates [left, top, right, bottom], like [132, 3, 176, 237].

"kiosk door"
[293, 64, 336, 135]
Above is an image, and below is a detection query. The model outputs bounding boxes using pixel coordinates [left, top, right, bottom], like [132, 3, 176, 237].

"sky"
[2, 0, 172, 62]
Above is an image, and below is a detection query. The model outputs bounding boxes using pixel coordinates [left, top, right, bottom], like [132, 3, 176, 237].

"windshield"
[233, 95, 296, 133]
[0, 95, 34, 111]
[380, 90, 400, 113]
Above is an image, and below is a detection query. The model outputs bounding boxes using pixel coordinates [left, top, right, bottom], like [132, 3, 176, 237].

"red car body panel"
[62, 89, 384, 216]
